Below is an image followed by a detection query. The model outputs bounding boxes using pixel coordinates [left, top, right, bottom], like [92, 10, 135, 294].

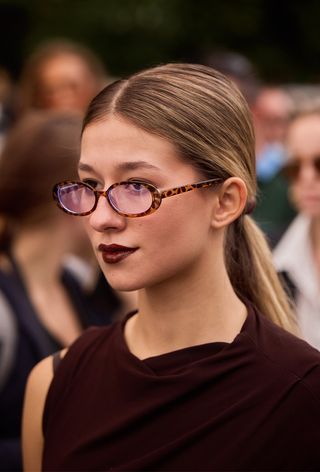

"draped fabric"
[0, 255, 117, 471]
[43, 306, 320, 471]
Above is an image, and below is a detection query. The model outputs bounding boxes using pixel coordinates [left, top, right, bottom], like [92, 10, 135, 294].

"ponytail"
[225, 215, 298, 335]
[81, 62, 298, 335]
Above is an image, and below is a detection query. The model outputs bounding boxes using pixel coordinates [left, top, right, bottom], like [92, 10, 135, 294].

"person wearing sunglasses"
[274, 107, 320, 350]
[23, 64, 320, 471]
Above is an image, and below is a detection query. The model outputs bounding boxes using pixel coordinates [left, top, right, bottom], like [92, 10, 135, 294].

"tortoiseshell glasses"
[53, 178, 222, 218]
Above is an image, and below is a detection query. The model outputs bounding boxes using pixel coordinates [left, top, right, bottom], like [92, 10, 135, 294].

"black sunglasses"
[281, 156, 320, 181]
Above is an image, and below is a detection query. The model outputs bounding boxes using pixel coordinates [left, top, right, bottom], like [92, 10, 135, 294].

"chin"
[306, 211, 320, 220]
[103, 272, 143, 293]
[299, 205, 320, 219]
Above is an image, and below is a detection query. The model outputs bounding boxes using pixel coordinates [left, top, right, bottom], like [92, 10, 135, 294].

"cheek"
[290, 184, 306, 212]
[290, 181, 320, 216]
[146, 194, 207, 241]
[81, 194, 214, 291]
[291, 178, 320, 195]
[82, 218, 97, 248]
[138, 199, 212, 279]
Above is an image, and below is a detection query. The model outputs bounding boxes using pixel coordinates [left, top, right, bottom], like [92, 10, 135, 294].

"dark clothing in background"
[0, 255, 120, 471]
[278, 270, 297, 302]
[43, 306, 320, 471]
[253, 173, 296, 247]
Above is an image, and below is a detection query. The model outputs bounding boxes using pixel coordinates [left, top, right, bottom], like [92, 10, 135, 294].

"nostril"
[88, 196, 125, 232]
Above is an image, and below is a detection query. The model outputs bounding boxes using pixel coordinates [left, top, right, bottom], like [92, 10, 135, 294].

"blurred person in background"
[0, 67, 14, 153]
[0, 111, 134, 471]
[200, 51, 296, 246]
[199, 49, 260, 107]
[286, 84, 320, 111]
[23, 62, 320, 472]
[274, 106, 320, 350]
[17, 38, 109, 116]
[251, 86, 296, 246]
[15, 38, 126, 311]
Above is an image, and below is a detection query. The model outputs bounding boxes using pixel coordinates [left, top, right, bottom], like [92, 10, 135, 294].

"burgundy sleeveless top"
[42, 307, 320, 471]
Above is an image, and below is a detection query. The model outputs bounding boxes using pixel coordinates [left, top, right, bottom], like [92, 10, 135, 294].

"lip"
[300, 194, 320, 205]
[98, 243, 138, 264]
[301, 194, 320, 200]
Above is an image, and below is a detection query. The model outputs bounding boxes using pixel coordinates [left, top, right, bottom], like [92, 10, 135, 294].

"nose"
[88, 193, 126, 232]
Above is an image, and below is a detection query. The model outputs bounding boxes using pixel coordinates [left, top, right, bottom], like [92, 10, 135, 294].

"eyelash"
[127, 177, 155, 186]
[82, 178, 99, 189]
[82, 177, 157, 188]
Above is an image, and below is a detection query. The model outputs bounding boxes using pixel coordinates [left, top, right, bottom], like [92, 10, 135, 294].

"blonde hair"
[83, 62, 297, 333]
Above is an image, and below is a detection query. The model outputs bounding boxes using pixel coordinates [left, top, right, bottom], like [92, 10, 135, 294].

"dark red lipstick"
[98, 244, 138, 264]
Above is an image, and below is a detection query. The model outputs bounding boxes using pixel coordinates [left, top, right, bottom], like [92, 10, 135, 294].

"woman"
[274, 107, 320, 350]
[23, 64, 320, 471]
[18, 39, 108, 115]
[0, 111, 125, 471]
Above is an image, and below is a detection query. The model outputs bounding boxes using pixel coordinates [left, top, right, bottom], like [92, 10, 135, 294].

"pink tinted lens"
[58, 183, 95, 214]
[108, 183, 153, 215]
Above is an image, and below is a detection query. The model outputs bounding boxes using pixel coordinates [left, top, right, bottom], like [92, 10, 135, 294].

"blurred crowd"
[0, 39, 136, 471]
[0, 40, 320, 470]
[202, 51, 320, 347]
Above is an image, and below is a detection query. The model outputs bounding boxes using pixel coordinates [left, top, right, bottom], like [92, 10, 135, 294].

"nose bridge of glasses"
[95, 188, 115, 209]
[292, 159, 320, 181]
[309, 156, 320, 173]
[298, 158, 318, 175]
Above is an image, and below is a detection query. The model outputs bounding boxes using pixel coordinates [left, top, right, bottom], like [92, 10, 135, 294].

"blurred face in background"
[36, 53, 99, 112]
[284, 114, 320, 218]
[252, 87, 293, 155]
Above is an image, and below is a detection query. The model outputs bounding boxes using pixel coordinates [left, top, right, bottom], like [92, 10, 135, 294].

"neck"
[310, 217, 320, 273]
[125, 249, 247, 359]
[10, 220, 69, 285]
[310, 217, 320, 246]
[7, 219, 87, 346]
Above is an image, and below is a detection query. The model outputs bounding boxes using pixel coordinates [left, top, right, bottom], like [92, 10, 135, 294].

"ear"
[211, 177, 248, 229]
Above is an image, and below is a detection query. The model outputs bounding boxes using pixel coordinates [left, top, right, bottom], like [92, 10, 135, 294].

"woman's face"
[36, 54, 98, 112]
[286, 114, 320, 218]
[80, 116, 220, 292]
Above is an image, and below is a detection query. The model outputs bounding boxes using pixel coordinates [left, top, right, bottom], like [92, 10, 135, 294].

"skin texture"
[22, 115, 248, 471]
[286, 114, 320, 218]
[80, 116, 248, 356]
[80, 116, 224, 293]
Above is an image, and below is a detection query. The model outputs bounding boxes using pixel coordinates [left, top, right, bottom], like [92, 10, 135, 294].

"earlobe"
[211, 178, 248, 229]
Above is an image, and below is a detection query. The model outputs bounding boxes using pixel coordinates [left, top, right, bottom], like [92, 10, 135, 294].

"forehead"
[80, 116, 191, 177]
[39, 54, 91, 82]
[255, 89, 292, 117]
[287, 115, 320, 156]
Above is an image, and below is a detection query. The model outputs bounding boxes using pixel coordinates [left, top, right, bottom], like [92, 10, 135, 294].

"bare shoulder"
[25, 348, 68, 399]
[22, 349, 67, 472]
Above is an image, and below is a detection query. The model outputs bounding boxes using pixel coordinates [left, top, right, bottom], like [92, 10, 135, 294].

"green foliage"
[0, 0, 320, 82]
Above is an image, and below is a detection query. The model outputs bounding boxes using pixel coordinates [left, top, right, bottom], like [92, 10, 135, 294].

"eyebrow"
[78, 160, 161, 173]
[78, 162, 95, 172]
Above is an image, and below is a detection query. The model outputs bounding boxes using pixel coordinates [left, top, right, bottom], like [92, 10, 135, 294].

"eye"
[123, 182, 152, 197]
[82, 179, 99, 189]
[125, 179, 150, 191]
[131, 182, 145, 191]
